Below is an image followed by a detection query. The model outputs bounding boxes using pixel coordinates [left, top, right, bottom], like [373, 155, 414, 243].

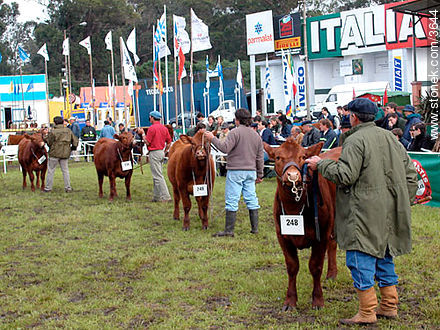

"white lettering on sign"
[310, 21, 320, 53]
[320, 17, 341, 51]
[193, 184, 208, 197]
[121, 161, 132, 171]
[341, 15, 365, 50]
[280, 215, 305, 235]
[398, 14, 427, 42]
[297, 65, 306, 107]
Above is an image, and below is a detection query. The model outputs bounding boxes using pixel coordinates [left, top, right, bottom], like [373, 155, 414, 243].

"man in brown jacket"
[43, 116, 78, 192]
[205, 109, 264, 237]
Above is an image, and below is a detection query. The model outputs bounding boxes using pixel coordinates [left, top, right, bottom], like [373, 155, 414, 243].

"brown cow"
[264, 139, 341, 310]
[167, 130, 215, 230]
[7, 134, 25, 145]
[18, 133, 48, 192]
[93, 132, 136, 201]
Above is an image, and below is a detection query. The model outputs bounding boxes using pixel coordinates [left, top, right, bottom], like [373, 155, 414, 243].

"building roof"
[391, 0, 440, 18]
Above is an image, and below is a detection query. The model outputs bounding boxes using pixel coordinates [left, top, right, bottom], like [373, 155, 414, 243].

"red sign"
[279, 15, 294, 38]
[411, 159, 432, 205]
[385, 1, 433, 50]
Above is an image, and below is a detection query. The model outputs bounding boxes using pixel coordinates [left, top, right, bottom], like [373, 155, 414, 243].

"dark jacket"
[407, 134, 434, 152]
[319, 129, 338, 149]
[261, 128, 278, 145]
[402, 114, 422, 148]
[280, 124, 292, 138]
[45, 124, 78, 159]
[318, 122, 418, 258]
[375, 114, 406, 131]
[301, 126, 321, 147]
[81, 126, 97, 141]
[318, 113, 335, 127]
[69, 121, 80, 138]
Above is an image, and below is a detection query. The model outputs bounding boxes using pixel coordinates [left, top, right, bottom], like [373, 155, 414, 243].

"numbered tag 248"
[193, 184, 208, 197]
[280, 215, 305, 235]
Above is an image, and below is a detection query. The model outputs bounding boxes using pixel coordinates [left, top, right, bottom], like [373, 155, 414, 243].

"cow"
[18, 133, 48, 192]
[93, 132, 136, 201]
[167, 130, 215, 230]
[264, 138, 341, 310]
[7, 134, 25, 145]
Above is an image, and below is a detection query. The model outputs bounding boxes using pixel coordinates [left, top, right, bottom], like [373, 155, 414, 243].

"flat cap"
[149, 111, 162, 119]
[347, 98, 378, 115]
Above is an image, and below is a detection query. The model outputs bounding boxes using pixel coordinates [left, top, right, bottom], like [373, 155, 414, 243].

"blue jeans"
[346, 249, 398, 291]
[225, 170, 260, 212]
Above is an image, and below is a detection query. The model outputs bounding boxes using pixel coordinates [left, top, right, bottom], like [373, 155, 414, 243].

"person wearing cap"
[204, 108, 264, 237]
[100, 120, 116, 139]
[300, 120, 320, 147]
[145, 110, 172, 202]
[306, 98, 418, 325]
[401, 104, 422, 149]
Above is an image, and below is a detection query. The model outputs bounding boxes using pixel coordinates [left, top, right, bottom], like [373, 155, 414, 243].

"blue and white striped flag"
[265, 56, 272, 100]
[18, 46, 30, 62]
[281, 49, 293, 115]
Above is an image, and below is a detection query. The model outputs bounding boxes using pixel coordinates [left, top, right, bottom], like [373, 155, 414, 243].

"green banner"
[408, 152, 440, 208]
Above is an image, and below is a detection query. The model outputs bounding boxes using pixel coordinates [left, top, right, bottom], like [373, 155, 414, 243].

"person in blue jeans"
[205, 109, 264, 237]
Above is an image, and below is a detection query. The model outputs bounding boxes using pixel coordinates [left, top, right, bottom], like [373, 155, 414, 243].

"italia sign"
[306, 1, 432, 59]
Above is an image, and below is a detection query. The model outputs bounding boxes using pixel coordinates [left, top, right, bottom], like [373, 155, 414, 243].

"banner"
[246, 10, 274, 55]
[173, 15, 191, 55]
[408, 152, 440, 207]
[120, 37, 138, 83]
[127, 28, 140, 64]
[273, 13, 302, 54]
[191, 9, 212, 52]
[37, 43, 49, 61]
[79, 36, 91, 55]
[105, 31, 112, 51]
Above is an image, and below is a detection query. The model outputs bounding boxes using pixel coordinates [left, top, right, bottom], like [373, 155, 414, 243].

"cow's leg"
[35, 170, 40, 189]
[277, 237, 300, 311]
[309, 241, 328, 309]
[172, 185, 180, 221]
[40, 168, 46, 191]
[109, 173, 117, 201]
[22, 167, 27, 190]
[326, 236, 338, 280]
[196, 196, 209, 230]
[97, 172, 104, 198]
[125, 172, 132, 200]
[180, 189, 192, 231]
[28, 169, 36, 192]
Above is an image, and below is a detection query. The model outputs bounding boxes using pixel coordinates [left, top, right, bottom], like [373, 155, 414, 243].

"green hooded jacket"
[45, 124, 79, 159]
[317, 122, 418, 258]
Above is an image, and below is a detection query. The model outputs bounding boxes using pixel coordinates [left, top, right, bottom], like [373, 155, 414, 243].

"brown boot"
[376, 285, 398, 319]
[340, 287, 378, 325]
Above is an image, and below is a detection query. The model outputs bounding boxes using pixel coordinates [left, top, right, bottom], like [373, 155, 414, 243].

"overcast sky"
[4, 0, 49, 23]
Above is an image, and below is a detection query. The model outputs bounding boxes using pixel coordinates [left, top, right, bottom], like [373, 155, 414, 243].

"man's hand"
[204, 131, 214, 141]
[305, 156, 322, 171]
[256, 178, 263, 184]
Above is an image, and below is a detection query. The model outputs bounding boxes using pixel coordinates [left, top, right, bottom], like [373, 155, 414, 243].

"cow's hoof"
[126, 197, 132, 201]
[202, 226, 208, 230]
[312, 305, 323, 310]
[182, 227, 189, 231]
[173, 217, 179, 221]
[282, 305, 296, 312]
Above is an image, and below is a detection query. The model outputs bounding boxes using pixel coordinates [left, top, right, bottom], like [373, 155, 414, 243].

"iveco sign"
[306, 1, 432, 59]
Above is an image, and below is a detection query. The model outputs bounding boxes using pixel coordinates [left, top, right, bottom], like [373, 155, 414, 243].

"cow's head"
[114, 132, 136, 150]
[24, 133, 45, 149]
[264, 138, 323, 200]
[180, 130, 210, 161]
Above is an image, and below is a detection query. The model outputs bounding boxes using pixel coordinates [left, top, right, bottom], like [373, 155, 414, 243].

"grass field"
[0, 161, 439, 328]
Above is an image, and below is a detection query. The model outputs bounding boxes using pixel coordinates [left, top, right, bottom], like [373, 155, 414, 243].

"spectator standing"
[319, 119, 338, 149]
[118, 123, 126, 133]
[205, 109, 264, 237]
[80, 119, 97, 161]
[401, 105, 422, 148]
[43, 116, 79, 193]
[68, 117, 80, 161]
[300, 121, 320, 147]
[145, 111, 172, 202]
[306, 98, 418, 325]
[100, 120, 116, 139]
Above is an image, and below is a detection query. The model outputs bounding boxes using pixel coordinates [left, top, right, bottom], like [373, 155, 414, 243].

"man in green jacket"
[43, 116, 79, 192]
[306, 98, 418, 325]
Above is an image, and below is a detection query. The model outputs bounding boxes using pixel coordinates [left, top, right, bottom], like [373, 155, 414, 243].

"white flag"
[236, 60, 243, 89]
[265, 56, 272, 100]
[173, 15, 191, 56]
[37, 43, 49, 61]
[105, 31, 112, 51]
[191, 9, 212, 52]
[155, 13, 171, 59]
[120, 37, 138, 83]
[79, 36, 91, 55]
[181, 66, 187, 79]
[127, 80, 133, 97]
[62, 38, 70, 56]
[127, 28, 140, 64]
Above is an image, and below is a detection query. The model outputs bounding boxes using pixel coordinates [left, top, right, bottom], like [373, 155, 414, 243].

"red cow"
[18, 133, 48, 192]
[7, 134, 25, 145]
[167, 130, 215, 230]
[93, 132, 136, 201]
[264, 139, 341, 310]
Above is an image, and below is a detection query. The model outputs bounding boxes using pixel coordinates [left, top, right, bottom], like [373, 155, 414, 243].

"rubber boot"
[376, 285, 398, 319]
[249, 209, 259, 234]
[212, 211, 236, 237]
[340, 287, 378, 325]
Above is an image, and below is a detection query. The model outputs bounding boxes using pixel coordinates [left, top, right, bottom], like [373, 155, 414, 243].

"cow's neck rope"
[280, 200, 305, 216]
[30, 148, 42, 160]
[117, 148, 131, 163]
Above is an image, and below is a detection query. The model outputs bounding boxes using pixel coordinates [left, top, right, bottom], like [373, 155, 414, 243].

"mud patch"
[205, 296, 231, 311]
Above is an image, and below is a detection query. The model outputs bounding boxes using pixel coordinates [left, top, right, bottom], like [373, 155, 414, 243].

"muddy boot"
[249, 209, 259, 234]
[340, 287, 377, 325]
[376, 285, 398, 319]
[212, 211, 236, 237]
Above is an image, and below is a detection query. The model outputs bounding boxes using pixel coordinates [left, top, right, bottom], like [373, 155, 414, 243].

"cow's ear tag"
[121, 161, 132, 171]
[280, 215, 304, 235]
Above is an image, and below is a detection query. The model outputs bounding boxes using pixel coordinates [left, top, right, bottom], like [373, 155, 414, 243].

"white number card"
[193, 184, 208, 197]
[37, 155, 46, 164]
[280, 215, 305, 235]
[121, 161, 132, 171]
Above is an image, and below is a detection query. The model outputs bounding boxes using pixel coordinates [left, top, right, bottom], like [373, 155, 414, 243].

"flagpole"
[89, 50, 94, 119]
[19, 64, 26, 121]
[110, 33, 116, 123]
[120, 37, 126, 125]
[153, 25, 157, 113]
[302, 0, 311, 120]
[164, 4, 170, 124]
[206, 56, 210, 116]
[179, 75, 185, 134]
[157, 19, 164, 123]
[190, 8, 194, 127]
[173, 19, 178, 128]
[44, 59, 49, 123]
